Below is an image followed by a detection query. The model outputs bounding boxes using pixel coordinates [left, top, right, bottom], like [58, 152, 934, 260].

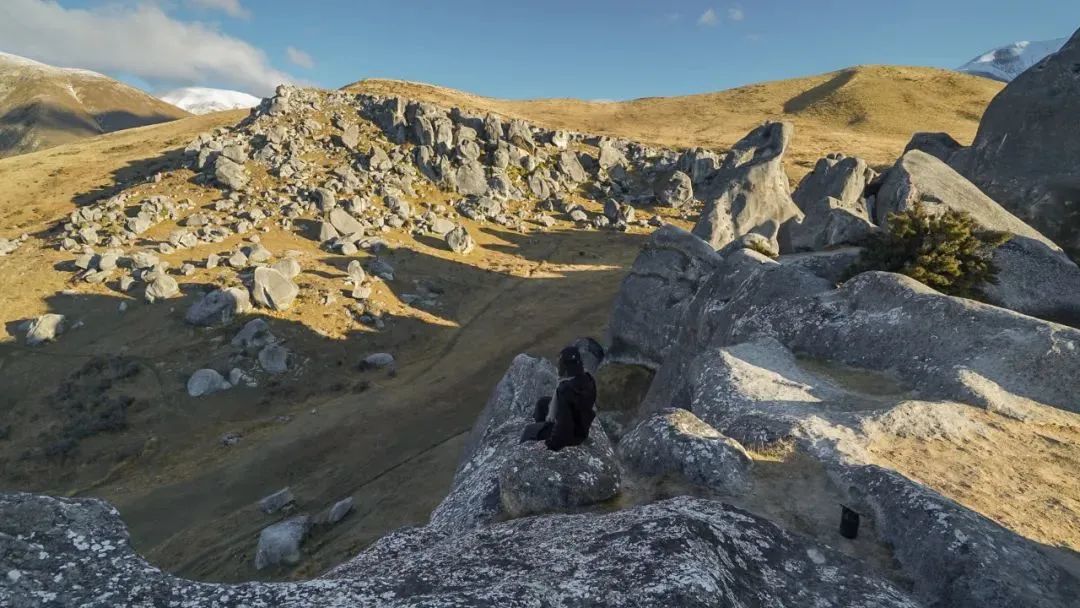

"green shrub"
[846, 203, 1010, 298]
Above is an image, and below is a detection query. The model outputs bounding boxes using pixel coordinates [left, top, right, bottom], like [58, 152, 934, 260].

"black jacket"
[545, 373, 597, 451]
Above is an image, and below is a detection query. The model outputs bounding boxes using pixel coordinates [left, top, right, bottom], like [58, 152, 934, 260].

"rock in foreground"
[0, 492, 919, 608]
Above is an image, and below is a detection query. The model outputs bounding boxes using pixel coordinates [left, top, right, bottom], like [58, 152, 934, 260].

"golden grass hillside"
[348, 65, 1003, 177]
[0, 52, 190, 158]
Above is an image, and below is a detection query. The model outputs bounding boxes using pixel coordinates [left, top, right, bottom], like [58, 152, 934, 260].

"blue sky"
[2, 0, 1079, 99]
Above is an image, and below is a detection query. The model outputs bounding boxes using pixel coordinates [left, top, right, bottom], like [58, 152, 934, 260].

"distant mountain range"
[957, 38, 1067, 82]
[0, 51, 188, 158]
[160, 87, 262, 115]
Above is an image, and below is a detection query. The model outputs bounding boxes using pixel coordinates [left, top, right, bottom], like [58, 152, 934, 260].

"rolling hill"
[0, 51, 190, 158]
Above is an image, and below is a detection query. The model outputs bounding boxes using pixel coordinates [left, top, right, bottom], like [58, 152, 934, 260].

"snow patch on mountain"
[160, 87, 261, 115]
[957, 38, 1067, 82]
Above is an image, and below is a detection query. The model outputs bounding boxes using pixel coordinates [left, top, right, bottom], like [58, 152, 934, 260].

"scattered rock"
[258, 343, 289, 374]
[252, 267, 299, 311]
[187, 369, 230, 397]
[25, 314, 65, 346]
[254, 516, 310, 570]
[445, 225, 475, 254]
[258, 487, 295, 514]
[184, 287, 251, 326]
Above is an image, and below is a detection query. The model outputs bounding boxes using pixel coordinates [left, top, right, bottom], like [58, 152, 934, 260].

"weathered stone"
[254, 516, 310, 570]
[187, 369, 230, 397]
[656, 170, 694, 207]
[258, 343, 289, 374]
[25, 314, 64, 346]
[949, 27, 1080, 257]
[618, 408, 752, 494]
[184, 287, 251, 326]
[272, 258, 302, 280]
[361, 352, 395, 369]
[252, 267, 299, 311]
[444, 225, 475, 254]
[498, 428, 620, 518]
[329, 208, 363, 235]
[876, 150, 1080, 322]
[692, 122, 802, 251]
[606, 225, 723, 368]
[0, 492, 920, 607]
[213, 156, 249, 191]
[258, 487, 295, 514]
[144, 274, 179, 303]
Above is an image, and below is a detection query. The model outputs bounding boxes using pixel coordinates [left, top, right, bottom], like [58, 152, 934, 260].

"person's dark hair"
[558, 346, 585, 377]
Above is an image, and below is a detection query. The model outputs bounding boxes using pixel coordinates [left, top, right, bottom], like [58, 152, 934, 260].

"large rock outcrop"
[605, 225, 722, 368]
[691, 122, 803, 251]
[875, 150, 1080, 323]
[781, 153, 876, 252]
[0, 492, 919, 608]
[950, 27, 1080, 256]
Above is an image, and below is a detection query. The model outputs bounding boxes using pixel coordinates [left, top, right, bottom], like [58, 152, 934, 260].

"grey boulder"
[25, 313, 65, 345]
[187, 369, 230, 397]
[184, 287, 251, 326]
[254, 516, 310, 570]
[252, 267, 299, 311]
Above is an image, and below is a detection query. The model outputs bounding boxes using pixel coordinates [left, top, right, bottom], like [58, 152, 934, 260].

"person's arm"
[545, 385, 574, 451]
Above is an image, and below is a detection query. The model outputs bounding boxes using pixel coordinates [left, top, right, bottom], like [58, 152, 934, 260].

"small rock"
[252, 267, 299, 311]
[254, 516, 309, 570]
[445, 225, 475, 254]
[362, 352, 395, 369]
[258, 487, 295, 514]
[187, 369, 230, 397]
[25, 314, 64, 346]
[258, 343, 289, 374]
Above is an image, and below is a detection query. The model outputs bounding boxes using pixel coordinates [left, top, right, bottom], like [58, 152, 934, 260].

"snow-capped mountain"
[160, 87, 262, 115]
[957, 38, 1067, 82]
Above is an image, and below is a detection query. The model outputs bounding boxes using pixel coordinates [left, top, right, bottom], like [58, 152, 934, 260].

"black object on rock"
[840, 504, 860, 539]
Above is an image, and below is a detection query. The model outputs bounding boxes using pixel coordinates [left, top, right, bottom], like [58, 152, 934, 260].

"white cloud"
[665, 12, 682, 23]
[0, 0, 294, 96]
[697, 8, 718, 26]
[286, 46, 314, 69]
[188, 0, 250, 19]
[728, 7, 744, 21]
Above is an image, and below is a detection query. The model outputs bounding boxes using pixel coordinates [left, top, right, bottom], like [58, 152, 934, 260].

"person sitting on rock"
[520, 345, 597, 451]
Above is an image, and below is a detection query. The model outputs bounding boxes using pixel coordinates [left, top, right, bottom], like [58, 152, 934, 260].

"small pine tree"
[846, 203, 1010, 299]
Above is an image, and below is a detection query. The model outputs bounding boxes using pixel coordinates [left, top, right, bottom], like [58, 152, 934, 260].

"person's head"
[558, 346, 585, 377]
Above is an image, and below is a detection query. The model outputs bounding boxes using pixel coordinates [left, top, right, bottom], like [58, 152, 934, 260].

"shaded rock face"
[950, 27, 1080, 257]
[25, 313, 64, 345]
[692, 122, 802, 251]
[617, 408, 752, 494]
[184, 287, 251, 326]
[0, 492, 920, 608]
[428, 354, 558, 535]
[876, 150, 1080, 322]
[606, 225, 723, 369]
[903, 131, 963, 164]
